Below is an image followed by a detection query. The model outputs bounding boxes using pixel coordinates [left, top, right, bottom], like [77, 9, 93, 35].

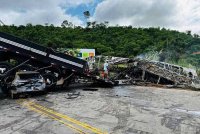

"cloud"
[0, 0, 92, 26]
[1, 0, 199, 34]
[62, 0, 93, 7]
[93, 0, 200, 34]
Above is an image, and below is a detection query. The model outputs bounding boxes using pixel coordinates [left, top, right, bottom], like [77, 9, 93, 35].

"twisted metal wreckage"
[108, 57, 200, 89]
[0, 32, 113, 98]
[0, 32, 199, 99]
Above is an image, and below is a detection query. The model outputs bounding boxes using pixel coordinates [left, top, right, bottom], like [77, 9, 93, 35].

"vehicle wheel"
[1, 85, 9, 94]
[1, 76, 15, 94]
[62, 80, 71, 89]
[61, 74, 74, 89]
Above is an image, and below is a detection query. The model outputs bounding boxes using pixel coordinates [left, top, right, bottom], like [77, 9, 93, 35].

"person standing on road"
[103, 60, 109, 80]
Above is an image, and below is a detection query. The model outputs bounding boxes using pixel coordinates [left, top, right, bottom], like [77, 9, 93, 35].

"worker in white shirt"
[103, 60, 109, 80]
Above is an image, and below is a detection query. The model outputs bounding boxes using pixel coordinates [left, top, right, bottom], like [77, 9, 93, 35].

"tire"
[1, 85, 9, 94]
[1, 76, 15, 94]
[62, 80, 71, 89]
[61, 74, 74, 89]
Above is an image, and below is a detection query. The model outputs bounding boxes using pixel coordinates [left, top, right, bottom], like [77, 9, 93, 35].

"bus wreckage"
[109, 57, 200, 89]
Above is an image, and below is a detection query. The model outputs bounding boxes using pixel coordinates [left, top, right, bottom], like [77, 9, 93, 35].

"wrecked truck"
[0, 32, 89, 98]
[0, 32, 114, 98]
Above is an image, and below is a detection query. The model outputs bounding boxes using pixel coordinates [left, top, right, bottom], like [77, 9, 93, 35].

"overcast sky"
[0, 0, 199, 34]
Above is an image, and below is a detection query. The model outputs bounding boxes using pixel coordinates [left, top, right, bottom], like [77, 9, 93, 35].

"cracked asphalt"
[1, 85, 200, 134]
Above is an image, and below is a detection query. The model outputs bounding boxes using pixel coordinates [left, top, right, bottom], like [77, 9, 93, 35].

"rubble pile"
[111, 58, 200, 89]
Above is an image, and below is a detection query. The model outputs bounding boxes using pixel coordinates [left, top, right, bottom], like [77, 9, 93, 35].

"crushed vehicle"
[10, 71, 46, 99]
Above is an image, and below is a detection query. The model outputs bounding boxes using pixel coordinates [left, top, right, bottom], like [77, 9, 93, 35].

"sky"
[0, 0, 200, 34]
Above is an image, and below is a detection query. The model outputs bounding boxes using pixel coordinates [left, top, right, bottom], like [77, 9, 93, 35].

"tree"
[61, 20, 73, 28]
[194, 34, 199, 38]
[86, 22, 91, 28]
[83, 11, 90, 18]
[0, 24, 199, 70]
[186, 30, 191, 35]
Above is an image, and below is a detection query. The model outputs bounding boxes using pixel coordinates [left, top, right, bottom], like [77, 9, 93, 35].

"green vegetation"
[0, 23, 199, 72]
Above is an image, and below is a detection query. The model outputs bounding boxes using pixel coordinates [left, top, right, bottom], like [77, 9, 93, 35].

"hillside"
[0, 24, 199, 70]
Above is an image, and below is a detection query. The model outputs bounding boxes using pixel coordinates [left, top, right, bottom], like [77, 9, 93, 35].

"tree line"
[0, 23, 199, 70]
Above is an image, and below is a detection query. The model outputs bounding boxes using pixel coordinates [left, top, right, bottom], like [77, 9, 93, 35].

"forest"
[0, 22, 199, 71]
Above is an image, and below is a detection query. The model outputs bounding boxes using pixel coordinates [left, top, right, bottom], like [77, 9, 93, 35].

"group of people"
[86, 56, 109, 80]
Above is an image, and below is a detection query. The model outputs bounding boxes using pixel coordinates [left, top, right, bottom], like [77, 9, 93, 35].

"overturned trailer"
[0, 32, 113, 98]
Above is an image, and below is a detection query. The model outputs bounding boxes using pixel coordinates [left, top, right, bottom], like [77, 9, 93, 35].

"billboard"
[57, 48, 95, 59]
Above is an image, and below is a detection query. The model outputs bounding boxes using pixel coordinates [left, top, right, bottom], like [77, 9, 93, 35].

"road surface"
[1, 85, 200, 134]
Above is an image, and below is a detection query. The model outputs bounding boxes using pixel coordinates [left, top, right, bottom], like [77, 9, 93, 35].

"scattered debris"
[82, 88, 98, 91]
[66, 91, 80, 99]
